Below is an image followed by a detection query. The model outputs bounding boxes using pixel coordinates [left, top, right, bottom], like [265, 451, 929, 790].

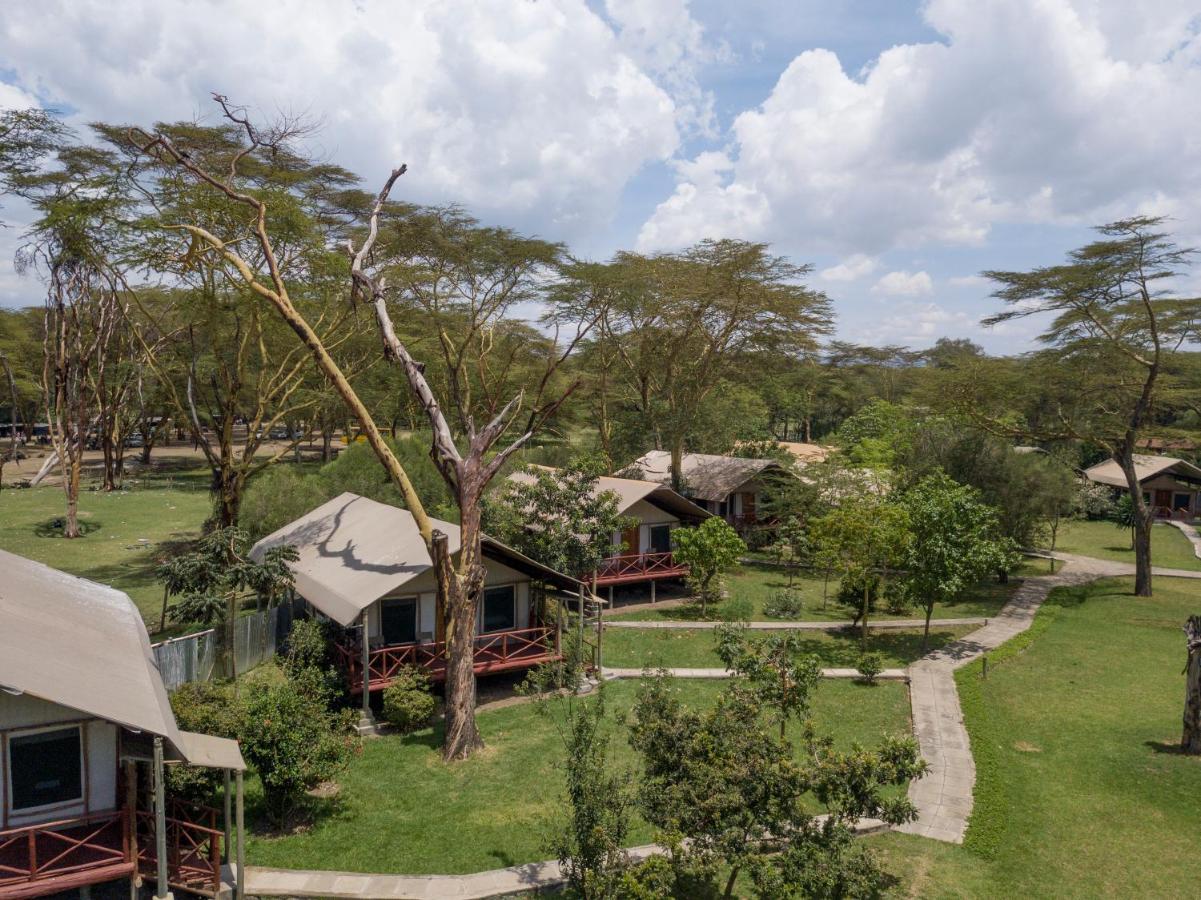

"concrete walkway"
[1167, 520, 1201, 560]
[602, 665, 909, 681]
[605, 616, 987, 631]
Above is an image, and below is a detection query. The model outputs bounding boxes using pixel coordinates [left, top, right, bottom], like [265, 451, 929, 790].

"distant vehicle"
[124, 432, 144, 448]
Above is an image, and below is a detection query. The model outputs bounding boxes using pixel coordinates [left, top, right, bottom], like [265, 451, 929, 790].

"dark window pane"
[482, 586, 516, 633]
[10, 727, 82, 810]
[381, 598, 418, 645]
[649, 525, 672, 554]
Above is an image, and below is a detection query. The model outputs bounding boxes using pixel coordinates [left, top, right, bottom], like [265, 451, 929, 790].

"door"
[741, 492, 756, 522]
[649, 524, 672, 555]
[1154, 489, 1172, 517]
[380, 597, 418, 645]
[620, 524, 640, 556]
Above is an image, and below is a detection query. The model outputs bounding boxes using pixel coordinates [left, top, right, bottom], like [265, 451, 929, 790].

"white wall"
[0, 692, 118, 828]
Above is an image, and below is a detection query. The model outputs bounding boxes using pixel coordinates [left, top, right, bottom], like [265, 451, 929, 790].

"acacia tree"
[980, 217, 1199, 596]
[130, 98, 602, 759]
[1184, 616, 1201, 755]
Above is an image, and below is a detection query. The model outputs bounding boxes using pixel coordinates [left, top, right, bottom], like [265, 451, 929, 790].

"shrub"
[763, 589, 804, 619]
[884, 585, 913, 616]
[835, 569, 880, 616]
[857, 651, 884, 685]
[381, 667, 438, 733]
[238, 679, 358, 826]
[167, 682, 239, 803]
[281, 618, 345, 705]
[719, 596, 754, 622]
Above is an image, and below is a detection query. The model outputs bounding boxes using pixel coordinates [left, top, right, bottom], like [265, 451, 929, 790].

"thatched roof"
[1083, 455, 1201, 489]
[619, 450, 789, 502]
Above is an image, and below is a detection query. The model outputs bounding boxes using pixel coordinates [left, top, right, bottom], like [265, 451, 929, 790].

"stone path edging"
[604, 616, 986, 631]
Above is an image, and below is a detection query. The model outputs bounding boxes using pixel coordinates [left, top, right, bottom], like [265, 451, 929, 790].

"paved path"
[604, 616, 986, 631]
[1167, 520, 1201, 560]
[1050, 551, 1201, 579]
[602, 666, 909, 681]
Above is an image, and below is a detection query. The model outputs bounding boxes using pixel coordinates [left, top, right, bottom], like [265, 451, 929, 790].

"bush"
[238, 679, 358, 826]
[281, 618, 345, 705]
[240, 465, 332, 542]
[835, 569, 880, 617]
[857, 651, 884, 685]
[763, 588, 804, 619]
[884, 585, 914, 616]
[167, 682, 239, 803]
[719, 596, 754, 622]
[381, 667, 437, 733]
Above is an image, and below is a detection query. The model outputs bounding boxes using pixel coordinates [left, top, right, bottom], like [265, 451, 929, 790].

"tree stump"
[1183, 615, 1201, 755]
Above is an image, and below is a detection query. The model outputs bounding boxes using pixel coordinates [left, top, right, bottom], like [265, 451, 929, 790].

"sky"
[1, 0, 1199, 353]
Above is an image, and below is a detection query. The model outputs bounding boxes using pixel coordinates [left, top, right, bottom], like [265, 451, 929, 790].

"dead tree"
[0, 352, 21, 489]
[1184, 616, 1201, 755]
[131, 98, 601, 759]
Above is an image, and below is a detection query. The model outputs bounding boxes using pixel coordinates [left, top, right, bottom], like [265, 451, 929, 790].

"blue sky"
[1, 0, 1199, 353]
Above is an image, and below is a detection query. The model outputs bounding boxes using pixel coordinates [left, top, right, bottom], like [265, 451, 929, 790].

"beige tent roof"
[250, 492, 581, 625]
[619, 450, 790, 502]
[1084, 454, 1201, 489]
[0, 550, 241, 770]
[738, 441, 832, 465]
[508, 467, 710, 522]
[175, 731, 245, 771]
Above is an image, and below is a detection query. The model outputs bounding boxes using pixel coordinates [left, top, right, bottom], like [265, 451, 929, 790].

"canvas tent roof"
[1083, 454, 1201, 489]
[249, 492, 582, 626]
[0, 550, 242, 770]
[508, 467, 710, 522]
[619, 450, 788, 502]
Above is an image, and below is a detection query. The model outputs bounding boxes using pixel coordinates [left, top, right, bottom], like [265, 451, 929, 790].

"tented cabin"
[249, 493, 583, 702]
[1084, 455, 1201, 521]
[0, 550, 246, 900]
[507, 467, 710, 589]
[620, 450, 792, 532]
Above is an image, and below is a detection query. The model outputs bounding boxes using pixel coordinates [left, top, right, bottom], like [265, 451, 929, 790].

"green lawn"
[609, 562, 1016, 623]
[601, 623, 974, 670]
[0, 478, 212, 633]
[868, 575, 1201, 898]
[1047, 518, 1201, 571]
[243, 677, 913, 874]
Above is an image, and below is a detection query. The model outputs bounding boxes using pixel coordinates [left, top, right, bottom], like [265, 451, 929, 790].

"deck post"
[152, 736, 172, 900]
[651, 579, 656, 603]
[358, 610, 376, 732]
[577, 585, 586, 665]
[125, 759, 138, 900]
[555, 591, 563, 657]
[223, 769, 232, 864]
[596, 592, 603, 672]
[235, 769, 245, 900]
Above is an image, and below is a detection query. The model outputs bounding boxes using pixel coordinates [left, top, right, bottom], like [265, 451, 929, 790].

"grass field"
[608, 562, 1016, 623]
[866, 575, 1201, 898]
[1047, 518, 1201, 570]
[0, 476, 212, 633]
[601, 623, 974, 670]
[243, 676, 913, 874]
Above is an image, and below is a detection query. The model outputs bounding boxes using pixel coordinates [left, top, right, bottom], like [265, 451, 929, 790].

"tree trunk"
[670, 438, 684, 494]
[1183, 616, 1201, 755]
[861, 581, 869, 648]
[436, 526, 486, 761]
[321, 427, 333, 462]
[922, 604, 933, 653]
[63, 455, 81, 538]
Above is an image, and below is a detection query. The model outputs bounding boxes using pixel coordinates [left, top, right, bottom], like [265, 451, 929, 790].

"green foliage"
[857, 652, 884, 685]
[833, 399, 914, 468]
[763, 588, 804, 619]
[282, 617, 344, 704]
[318, 437, 454, 519]
[238, 677, 359, 826]
[166, 682, 240, 803]
[543, 687, 634, 899]
[485, 455, 633, 577]
[715, 625, 822, 739]
[834, 569, 880, 618]
[1075, 481, 1118, 520]
[381, 668, 438, 733]
[240, 466, 331, 543]
[672, 518, 747, 616]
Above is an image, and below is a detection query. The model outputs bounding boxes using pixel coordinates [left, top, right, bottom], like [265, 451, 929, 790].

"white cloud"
[604, 0, 729, 138]
[638, 0, 1201, 254]
[948, 274, 988, 288]
[849, 300, 976, 348]
[820, 253, 878, 282]
[0, 0, 679, 243]
[872, 270, 933, 296]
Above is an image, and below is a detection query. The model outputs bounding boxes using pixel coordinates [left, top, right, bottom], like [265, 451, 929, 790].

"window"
[8, 727, 83, 812]
[1173, 493, 1192, 511]
[481, 585, 517, 634]
[381, 597, 418, 645]
[649, 524, 672, 554]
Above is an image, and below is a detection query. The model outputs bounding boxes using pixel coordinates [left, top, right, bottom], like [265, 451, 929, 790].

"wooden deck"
[0, 811, 133, 900]
[592, 551, 689, 586]
[338, 626, 561, 694]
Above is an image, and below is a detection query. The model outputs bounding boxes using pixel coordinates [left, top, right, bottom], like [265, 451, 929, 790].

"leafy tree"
[763, 516, 809, 587]
[978, 217, 1200, 597]
[898, 473, 1015, 650]
[485, 455, 633, 578]
[672, 518, 747, 617]
[716, 625, 822, 739]
[157, 527, 296, 678]
[832, 398, 914, 469]
[811, 498, 910, 646]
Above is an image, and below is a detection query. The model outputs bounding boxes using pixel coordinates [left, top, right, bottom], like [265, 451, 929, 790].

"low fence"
[152, 598, 306, 691]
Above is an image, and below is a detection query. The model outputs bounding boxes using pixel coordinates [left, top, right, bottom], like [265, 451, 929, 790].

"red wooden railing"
[1154, 506, 1195, 521]
[136, 800, 223, 897]
[0, 810, 131, 895]
[337, 625, 559, 692]
[593, 551, 688, 585]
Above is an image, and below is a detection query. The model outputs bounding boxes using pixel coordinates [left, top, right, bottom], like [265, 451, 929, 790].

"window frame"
[479, 583, 518, 635]
[5, 723, 86, 817]
[379, 595, 421, 646]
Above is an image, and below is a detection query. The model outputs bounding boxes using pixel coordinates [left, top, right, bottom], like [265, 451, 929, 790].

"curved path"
[604, 616, 987, 631]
